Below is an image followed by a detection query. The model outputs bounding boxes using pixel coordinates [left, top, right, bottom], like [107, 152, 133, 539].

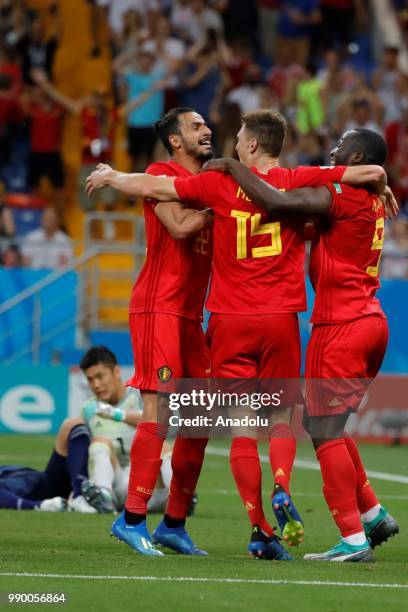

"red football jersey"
[309, 182, 386, 324]
[129, 161, 212, 321]
[175, 165, 346, 315]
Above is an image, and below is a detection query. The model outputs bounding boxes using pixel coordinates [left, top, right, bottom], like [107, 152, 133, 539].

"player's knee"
[141, 391, 160, 421]
[270, 406, 292, 427]
[60, 417, 85, 436]
[307, 414, 348, 444]
[89, 438, 113, 457]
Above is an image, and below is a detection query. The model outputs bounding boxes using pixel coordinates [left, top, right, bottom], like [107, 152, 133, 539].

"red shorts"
[207, 313, 301, 378]
[305, 315, 388, 417]
[127, 313, 210, 392]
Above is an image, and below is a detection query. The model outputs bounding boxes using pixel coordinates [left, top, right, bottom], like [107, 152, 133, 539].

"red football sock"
[165, 437, 208, 519]
[316, 439, 362, 538]
[269, 423, 296, 495]
[126, 422, 165, 514]
[230, 437, 272, 536]
[344, 435, 379, 514]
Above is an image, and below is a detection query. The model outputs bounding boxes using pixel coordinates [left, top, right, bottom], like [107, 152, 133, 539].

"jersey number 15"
[231, 210, 282, 260]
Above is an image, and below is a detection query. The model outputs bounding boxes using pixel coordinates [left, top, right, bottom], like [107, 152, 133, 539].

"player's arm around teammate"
[202, 155, 397, 217]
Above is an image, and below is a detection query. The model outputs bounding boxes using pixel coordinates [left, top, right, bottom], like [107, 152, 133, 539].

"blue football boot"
[272, 484, 304, 546]
[152, 519, 208, 555]
[248, 526, 293, 561]
[111, 512, 164, 556]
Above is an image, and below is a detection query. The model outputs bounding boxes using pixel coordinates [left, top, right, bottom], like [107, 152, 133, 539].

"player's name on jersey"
[169, 414, 269, 429]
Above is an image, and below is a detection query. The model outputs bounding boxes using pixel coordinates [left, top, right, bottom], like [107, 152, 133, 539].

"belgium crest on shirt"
[158, 365, 172, 383]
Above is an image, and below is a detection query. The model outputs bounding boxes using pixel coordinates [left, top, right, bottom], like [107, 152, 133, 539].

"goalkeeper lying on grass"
[79, 345, 173, 514]
[0, 346, 173, 514]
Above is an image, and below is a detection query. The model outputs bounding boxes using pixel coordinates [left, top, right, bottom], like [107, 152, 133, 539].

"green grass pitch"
[0, 435, 407, 611]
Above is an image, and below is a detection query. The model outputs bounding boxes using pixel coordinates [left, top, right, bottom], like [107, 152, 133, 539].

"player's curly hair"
[241, 110, 287, 157]
[155, 107, 195, 154]
[80, 346, 118, 371]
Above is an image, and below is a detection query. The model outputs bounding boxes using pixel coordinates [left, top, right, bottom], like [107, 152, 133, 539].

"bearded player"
[92, 108, 213, 556]
[204, 128, 400, 562]
[86, 112, 387, 560]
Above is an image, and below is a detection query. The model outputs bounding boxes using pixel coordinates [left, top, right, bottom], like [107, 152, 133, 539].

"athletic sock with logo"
[344, 435, 380, 515]
[316, 439, 363, 538]
[125, 422, 165, 517]
[230, 437, 273, 536]
[269, 423, 296, 494]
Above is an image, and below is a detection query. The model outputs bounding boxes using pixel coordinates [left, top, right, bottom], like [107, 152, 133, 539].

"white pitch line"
[0, 573, 407, 590]
[200, 489, 408, 501]
[206, 446, 408, 484]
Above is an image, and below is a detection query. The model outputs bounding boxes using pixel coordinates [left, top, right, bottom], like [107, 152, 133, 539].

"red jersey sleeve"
[174, 171, 221, 208]
[145, 162, 179, 208]
[146, 162, 177, 178]
[326, 182, 362, 219]
[289, 165, 347, 189]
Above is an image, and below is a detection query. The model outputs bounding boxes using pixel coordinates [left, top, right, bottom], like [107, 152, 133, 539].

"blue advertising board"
[0, 365, 69, 434]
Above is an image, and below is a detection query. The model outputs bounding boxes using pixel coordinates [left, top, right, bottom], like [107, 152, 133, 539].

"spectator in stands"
[112, 8, 150, 56]
[226, 62, 272, 114]
[382, 218, 408, 279]
[279, 121, 300, 167]
[18, 3, 62, 84]
[20, 80, 65, 214]
[0, 73, 23, 180]
[31, 68, 118, 212]
[115, 47, 167, 171]
[106, 0, 160, 41]
[224, 38, 252, 90]
[0, 44, 22, 93]
[149, 16, 186, 78]
[321, 68, 347, 138]
[385, 101, 408, 209]
[276, 0, 321, 67]
[220, 0, 260, 54]
[316, 48, 340, 85]
[0, 200, 19, 267]
[372, 46, 403, 126]
[179, 29, 226, 123]
[318, 0, 365, 55]
[344, 98, 382, 135]
[258, 0, 281, 61]
[0, 0, 31, 49]
[295, 63, 325, 135]
[0, 200, 15, 238]
[171, 0, 223, 44]
[21, 207, 73, 270]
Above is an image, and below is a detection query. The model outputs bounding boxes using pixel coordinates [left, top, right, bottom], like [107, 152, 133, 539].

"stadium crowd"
[0, 0, 408, 276]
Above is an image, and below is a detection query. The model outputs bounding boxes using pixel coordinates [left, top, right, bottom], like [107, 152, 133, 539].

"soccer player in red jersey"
[94, 107, 213, 556]
[204, 128, 400, 562]
[87, 111, 387, 560]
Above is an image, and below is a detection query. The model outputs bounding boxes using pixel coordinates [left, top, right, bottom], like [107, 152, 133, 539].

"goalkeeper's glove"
[96, 401, 125, 422]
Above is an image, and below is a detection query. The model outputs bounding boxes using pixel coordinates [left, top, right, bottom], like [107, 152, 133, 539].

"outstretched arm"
[31, 68, 83, 114]
[86, 164, 179, 201]
[203, 158, 332, 214]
